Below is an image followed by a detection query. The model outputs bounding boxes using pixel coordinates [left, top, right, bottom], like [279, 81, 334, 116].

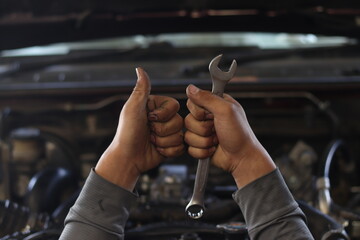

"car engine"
[0, 44, 360, 239]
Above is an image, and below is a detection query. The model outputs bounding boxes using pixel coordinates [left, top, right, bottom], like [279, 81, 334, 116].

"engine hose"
[316, 139, 360, 239]
[317, 140, 350, 215]
[319, 140, 350, 179]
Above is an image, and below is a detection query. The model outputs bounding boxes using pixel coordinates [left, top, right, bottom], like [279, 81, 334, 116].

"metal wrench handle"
[185, 157, 210, 219]
[186, 55, 237, 219]
[212, 80, 228, 97]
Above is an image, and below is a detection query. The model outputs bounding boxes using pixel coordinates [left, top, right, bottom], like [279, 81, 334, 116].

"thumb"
[186, 84, 225, 115]
[127, 67, 151, 106]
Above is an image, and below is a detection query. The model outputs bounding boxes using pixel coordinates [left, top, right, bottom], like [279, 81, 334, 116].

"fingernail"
[135, 67, 140, 78]
[206, 112, 214, 120]
[148, 113, 158, 121]
[188, 84, 199, 95]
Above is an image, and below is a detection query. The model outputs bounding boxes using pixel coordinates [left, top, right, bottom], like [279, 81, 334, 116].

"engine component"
[216, 222, 247, 234]
[316, 139, 360, 239]
[179, 233, 201, 240]
[299, 200, 350, 240]
[148, 165, 187, 203]
[125, 221, 248, 240]
[8, 128, 45, 200]
[0, 200, 49, 238]
[24, 167, 78, 215]
[275, 140, 317, 203]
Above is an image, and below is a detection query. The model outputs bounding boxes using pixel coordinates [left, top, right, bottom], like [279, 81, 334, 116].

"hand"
[184, 84, 275, 188]
[95, 68, 184, 191]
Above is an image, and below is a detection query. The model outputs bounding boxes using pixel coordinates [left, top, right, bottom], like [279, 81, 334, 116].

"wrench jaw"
[209, 54, 238, 81]
[209, 54, 238, 97]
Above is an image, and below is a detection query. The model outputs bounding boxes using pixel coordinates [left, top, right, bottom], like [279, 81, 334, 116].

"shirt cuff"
[232, 168, 302, 231]
[65, 168, 138, 235]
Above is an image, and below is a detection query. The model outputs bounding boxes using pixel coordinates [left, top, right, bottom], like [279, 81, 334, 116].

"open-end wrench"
[185, 54, 237, 219]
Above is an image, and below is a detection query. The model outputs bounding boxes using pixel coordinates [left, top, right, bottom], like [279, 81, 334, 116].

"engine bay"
[0, 44, 360, 239]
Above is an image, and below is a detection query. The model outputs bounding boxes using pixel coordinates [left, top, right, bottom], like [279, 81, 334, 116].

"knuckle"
[204, 136, 214, 147]
[175, 144, 185, 155]
[174, 134, 184, 145]
[156, 115, 183, 137]
[199, 121, 213, 136]
[183, 131, 192, 145]
[222, 103, 233, 115]
[189, 148, 209, 159]
[184, 114, 196, 130]
[174, 114, 184, 129]
[164, 145, 184, 157]
[153, 123, 164, 136]
[219, 102, 237, 117]
[184, 114, 191, 127]
[154, 135, 164, 146]
[157, 125, 165, 136]
[193, 110, 206, 121]
[187, 103, 206, 121]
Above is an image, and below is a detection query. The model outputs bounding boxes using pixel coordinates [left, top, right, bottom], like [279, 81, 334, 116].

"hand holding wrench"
[185, 54, 237, 219]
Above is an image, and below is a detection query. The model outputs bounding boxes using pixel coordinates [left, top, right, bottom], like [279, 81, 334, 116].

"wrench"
[185, 54, 237, 219]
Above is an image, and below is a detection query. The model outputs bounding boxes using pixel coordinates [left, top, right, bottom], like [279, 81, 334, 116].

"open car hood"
[1, 0, 360, 50]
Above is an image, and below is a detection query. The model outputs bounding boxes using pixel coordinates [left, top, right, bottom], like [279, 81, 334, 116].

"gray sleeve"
[59, 169, 138, 240]
[233, 169, 314, 240]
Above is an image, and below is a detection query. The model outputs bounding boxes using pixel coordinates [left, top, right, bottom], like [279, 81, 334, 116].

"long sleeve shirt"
[59, 169, 314, 240]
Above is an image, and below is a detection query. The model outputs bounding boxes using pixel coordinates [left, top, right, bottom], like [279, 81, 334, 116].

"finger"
[126, 67, 151, 108]
[150, 113, 183, 137]
[186, 84, 231, 116]
[184, 114, 214, 137]
[151, 130, 184, 148]
[157, 144, 185, 158]
[188, 146, 216, 159]
[186, 99, 213, 121]
[184, 130, 218, 149]
[147, 95, 180, 122]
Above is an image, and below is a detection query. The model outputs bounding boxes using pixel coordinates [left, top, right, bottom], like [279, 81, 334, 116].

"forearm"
[233, 169, 314, 240]
[59, 169, 137, 240]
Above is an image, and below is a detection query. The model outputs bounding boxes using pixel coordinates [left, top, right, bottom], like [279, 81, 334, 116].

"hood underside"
[1, 0, 360, 50]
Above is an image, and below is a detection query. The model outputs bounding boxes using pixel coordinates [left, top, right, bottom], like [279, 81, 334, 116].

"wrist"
[95, 147, 140, 191]
[231, 146, 276, 189]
